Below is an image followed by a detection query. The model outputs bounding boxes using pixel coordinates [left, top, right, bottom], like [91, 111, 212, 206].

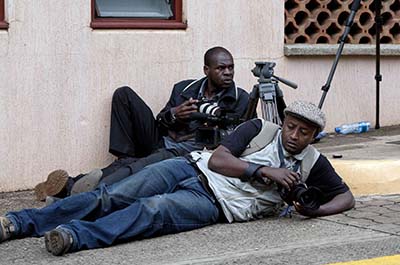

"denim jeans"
[99, 148, 186, 186]
[7, 157, 220, 251]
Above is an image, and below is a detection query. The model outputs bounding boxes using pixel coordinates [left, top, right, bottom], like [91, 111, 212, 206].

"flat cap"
[284, 100, 326, 131]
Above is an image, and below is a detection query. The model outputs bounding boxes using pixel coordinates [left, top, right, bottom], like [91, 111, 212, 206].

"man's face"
[281, 114, 318, 155]
[204, 52, 234, 89]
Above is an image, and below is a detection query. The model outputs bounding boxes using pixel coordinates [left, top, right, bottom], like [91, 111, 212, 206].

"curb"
[329, 159, 400, 196]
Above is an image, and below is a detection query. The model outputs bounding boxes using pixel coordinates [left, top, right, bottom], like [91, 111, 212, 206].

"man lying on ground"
[0, 100, 354, 256]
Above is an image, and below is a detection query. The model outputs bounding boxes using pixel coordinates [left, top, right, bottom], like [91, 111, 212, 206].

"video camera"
[191, 99, 241, 149]
[243, 62, 297, 124]
[278, 182, 323, 211]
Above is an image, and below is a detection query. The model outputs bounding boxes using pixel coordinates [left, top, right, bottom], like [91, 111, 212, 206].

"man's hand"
[293, 202, 319, 217]
[257, 167, 300, 190]
[294, 190, 355, 218]
[171, 98, 198, 121]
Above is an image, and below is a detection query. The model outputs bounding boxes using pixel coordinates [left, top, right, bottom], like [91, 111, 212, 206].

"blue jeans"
[7, 157, 220, 251]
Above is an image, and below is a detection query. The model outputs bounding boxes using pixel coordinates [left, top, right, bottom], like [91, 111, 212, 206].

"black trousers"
[69, 86, 188, 191]
[109, 86, 161, 158]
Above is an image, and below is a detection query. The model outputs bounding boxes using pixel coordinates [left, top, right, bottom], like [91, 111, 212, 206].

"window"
[91, 0, 186, 29]
[0, 0, 7, 29]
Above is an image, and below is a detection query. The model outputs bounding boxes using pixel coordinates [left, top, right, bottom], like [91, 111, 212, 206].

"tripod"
[318, 0, 362, 109]
[318, 0, 382, 129]
[244, 62, 297, 125]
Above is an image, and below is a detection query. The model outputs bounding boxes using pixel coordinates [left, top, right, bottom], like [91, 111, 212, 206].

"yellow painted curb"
[329, 160, 400, 196]
[326, 254, 400, 265]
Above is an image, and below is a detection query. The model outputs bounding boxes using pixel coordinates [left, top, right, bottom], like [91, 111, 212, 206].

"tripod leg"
[276, 96, 286, 123]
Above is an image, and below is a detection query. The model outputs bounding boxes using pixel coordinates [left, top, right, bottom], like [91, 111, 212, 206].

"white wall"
[0, 0, 399, 191]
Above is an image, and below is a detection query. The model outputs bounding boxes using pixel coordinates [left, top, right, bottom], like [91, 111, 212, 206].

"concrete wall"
[0, 0, 399, 192]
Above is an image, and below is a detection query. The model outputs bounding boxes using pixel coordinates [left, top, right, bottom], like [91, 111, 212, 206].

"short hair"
[204, 46, 232, 66]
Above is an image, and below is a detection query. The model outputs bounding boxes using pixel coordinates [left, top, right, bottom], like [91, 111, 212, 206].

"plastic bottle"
[335, 121, 370, 135]
[315, 131, 327, 140]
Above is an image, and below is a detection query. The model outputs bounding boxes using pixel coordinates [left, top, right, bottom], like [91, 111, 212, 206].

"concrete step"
[314, 125, 400, 196]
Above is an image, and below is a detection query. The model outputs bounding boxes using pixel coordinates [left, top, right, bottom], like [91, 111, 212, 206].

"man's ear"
[312, 128, 321, 140]
[203, 65, 209, 76]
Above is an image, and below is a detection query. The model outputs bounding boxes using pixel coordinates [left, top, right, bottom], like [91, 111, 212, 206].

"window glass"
[95, 0, 173, 19]
[91, 0, 186, 29]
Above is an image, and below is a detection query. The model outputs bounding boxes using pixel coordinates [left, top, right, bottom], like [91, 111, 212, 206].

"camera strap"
[279, 205, 293, 218]
[277, 137, 300, 219]
[278, 136, 300, 172]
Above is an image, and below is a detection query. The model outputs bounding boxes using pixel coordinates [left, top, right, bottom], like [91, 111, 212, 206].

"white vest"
[191, 119, 320, 222]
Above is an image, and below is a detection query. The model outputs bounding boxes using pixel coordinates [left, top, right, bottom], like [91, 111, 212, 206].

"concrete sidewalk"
[0, 125, 399, 264]
[0, 191, 399, 264]
[314, 124, 400, 196]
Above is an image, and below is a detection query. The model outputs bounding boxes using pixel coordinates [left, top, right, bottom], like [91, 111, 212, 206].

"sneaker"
[44, 228, 73, 256]
[0, 216, 15, 243]
[34, 170, 70, 201]
[70, 169, 103, 195]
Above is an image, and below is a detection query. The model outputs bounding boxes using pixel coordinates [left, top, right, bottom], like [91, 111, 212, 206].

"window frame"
[0, 0, 8, 29]
[90, 0, 186, 30]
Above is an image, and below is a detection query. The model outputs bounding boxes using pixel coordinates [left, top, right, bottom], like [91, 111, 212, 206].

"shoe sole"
[70, 169, 102, 195]
[34, 170, 69, 201]
[44, 231, 51, 252]
[44, 230, 69, 256]
[0, 217, 12, 242]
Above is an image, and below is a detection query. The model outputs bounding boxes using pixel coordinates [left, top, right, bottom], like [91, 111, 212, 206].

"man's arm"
[209, 119, 300, 189]
[209, 145, 300, 190]
[208, 119, 263, 177]
[295, 155, 356, 217]
[294, 190, 355, 217]
[208, 145, 250, 177]
[156, 83, 198, 129]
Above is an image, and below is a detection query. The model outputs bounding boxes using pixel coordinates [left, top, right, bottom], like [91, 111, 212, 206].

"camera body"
[279, 183, 323, 211]
[252, 61, 276, 79]
[195, 127, 229, 149]
[192, 99, 240, 149]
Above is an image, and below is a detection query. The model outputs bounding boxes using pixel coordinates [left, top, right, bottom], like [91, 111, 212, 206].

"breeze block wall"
[285, 0, 400, 44]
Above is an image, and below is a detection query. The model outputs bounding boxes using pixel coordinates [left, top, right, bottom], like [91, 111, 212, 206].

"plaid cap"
[284, 100, 326, 131]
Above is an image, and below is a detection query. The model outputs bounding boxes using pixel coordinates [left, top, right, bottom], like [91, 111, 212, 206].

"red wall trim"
[0, 0, 8, 29]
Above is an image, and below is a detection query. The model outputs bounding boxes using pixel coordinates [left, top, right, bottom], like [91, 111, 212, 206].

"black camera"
[278, 183, 323, 211]
[196, 99, 221, 117]
[252, 61, 276, 79]
[190, 99, 241, 149]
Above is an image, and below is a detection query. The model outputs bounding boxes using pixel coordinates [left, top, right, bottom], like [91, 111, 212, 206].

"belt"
[196, 167, 215, 198]
[184, 154, 227, 222]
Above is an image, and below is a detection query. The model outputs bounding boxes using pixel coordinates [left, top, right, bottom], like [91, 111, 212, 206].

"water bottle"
[315, 131, 327, 140]
[335, 121, 370, 135]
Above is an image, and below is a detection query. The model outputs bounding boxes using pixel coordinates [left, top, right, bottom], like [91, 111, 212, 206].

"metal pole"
[374, 0, 382, 129]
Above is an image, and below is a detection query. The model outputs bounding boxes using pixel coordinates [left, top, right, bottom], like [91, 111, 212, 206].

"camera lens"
[279, 183, 322, 210]
[297, 186, 322, 210]
[198, 102, 221, 116]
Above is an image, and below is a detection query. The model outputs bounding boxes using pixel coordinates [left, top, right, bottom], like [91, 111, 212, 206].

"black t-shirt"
[220, 119, 349, 203]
